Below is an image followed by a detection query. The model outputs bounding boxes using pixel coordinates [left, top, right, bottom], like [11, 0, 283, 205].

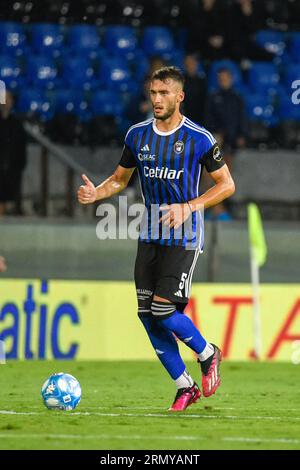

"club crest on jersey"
[213, 145, 222, 162]
[174, 140, 184, 154]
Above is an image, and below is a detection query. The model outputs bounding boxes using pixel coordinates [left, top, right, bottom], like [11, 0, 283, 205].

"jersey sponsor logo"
[138, 153, 156, 162]
[213, 145, 222, 162]
[174, 140, 185, 154]
[144, 166, 184, 180]
[138, 144, 156, 162]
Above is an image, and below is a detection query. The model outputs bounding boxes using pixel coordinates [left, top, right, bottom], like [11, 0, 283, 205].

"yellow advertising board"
[0, 279, 299, 361]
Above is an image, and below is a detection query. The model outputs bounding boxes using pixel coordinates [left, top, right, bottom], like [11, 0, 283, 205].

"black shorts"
[134, 241, 200, 313]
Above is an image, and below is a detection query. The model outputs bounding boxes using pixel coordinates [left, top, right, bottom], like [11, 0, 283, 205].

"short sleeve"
[118, 144, 136, 168]
[118, 128, 136, 168]
[201, 142, 225, 173]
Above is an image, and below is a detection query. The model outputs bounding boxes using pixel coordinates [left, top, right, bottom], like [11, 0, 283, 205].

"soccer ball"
[41, 372, 82, 411]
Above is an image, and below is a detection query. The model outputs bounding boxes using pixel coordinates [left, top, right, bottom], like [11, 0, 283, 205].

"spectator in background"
[183, 54, 207, 124]
[0, 256, 7, 272]
[187, 0, 229, 60]
[126, 57, 167, 125]
[205, 68, 247, 220]
[126, 76, 153, 124]
[0, 91, 27, 216]
[228, 0, 275, 62]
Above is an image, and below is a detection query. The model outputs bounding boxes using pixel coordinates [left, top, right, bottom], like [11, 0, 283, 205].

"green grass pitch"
[0, 360, 299, 450]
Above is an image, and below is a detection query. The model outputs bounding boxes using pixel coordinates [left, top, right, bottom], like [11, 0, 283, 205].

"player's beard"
[153, 101, 176, 121]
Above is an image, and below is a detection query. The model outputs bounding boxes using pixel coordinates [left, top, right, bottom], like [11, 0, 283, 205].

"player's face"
[150, 79, 184, 120]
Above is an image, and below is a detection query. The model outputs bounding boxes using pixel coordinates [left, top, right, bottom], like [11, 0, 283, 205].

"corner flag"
[247, 203, 267, 359]
[247, 203, 267, 267]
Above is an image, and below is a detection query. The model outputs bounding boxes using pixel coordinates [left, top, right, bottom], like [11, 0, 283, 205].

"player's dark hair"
[217, 67, 232, 76]
[151, 66, 185, 88]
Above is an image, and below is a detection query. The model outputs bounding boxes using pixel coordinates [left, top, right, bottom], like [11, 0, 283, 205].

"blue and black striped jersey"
[119, 116, 225, 249]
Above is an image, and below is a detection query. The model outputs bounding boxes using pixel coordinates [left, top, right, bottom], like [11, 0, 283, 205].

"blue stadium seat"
[104, 26, 137, 58]
[0, 55, 23, 90]
[30, 23, 64, 57]
[255, 30, 286, 56]
[16, 89, 53, 121]
[131, 51, 149, 81]
[289, 33, 300, 62]
[208, 60, 242, 91]
[284, 64, 300, 89]
[245, 93, 278, 126]
[90, 90, 124, 117]
[52, 89, 90, 122]
[279, 95, 300, 121]
[61, 57, 96, 91]
[98, 58, 132, 92]
[25, 55, 59, 90]
[248, 62, 280, 93]
[142, 27, 174, 57]
[67, 25, 100, 58]
[0, 22, 27, 57]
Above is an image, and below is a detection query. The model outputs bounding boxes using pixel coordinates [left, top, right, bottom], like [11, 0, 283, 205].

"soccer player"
[77, 67, 235, 411]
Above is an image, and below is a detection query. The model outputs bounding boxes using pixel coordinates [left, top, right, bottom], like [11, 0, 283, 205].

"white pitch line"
[0, 433, 299, 446]
[224, 437, 300, 445]
[1, 409, 300, 421]
[0, 411, 40, 415]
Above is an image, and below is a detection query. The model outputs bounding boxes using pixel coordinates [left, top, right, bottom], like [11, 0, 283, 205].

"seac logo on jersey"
[213, 145, 222, 162]
[174, 140, 185, 154]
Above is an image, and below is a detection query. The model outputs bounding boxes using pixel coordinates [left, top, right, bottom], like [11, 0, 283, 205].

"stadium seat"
[52, 89, 90, 122]
[104, 26, 137, 58]
[98, 58, 132, 91]
[278, 95, 300, 121]
[0, 22, 27, 57]
[248, 62, 280, 94]
[30, 23, 64, 57]
[90, 90, 124, 117]
[245, 93, 278, 147]
[142, 27, 174, 56]
[289, 33, 300, 62]
[0, 55, 23, 90]
[245, 93, 277, 124]
[278, 95, 300, 148]
[25, 55, 59, 90]
[61, 57, 96, 91]
[67, 25, 101, 57]
[255, 30, 286, 57]
[208, 60, 242, 91]
[16, 88, 53, 121]
[283, 64, 300, 89]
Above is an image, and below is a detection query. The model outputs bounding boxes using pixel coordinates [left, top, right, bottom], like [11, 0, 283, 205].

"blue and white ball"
[41, 373, 82, 411]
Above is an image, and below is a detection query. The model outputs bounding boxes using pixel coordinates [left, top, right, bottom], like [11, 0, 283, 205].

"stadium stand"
[0, 0, 299, 148]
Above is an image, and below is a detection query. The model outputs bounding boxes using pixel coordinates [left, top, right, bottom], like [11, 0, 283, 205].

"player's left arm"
[189, 163, 235, 211]
[160, 141, 235, 229]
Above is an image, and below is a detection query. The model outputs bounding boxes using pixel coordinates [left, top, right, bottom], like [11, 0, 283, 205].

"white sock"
[175, 370, 194, 389]
[198, 343, 214, 362]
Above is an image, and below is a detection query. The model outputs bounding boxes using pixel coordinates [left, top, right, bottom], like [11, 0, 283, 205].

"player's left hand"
[159, 203, 192, 230]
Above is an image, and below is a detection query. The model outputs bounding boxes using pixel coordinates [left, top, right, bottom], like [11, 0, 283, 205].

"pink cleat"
[168, 383, 201, 412]
[199, 344, 222, 397]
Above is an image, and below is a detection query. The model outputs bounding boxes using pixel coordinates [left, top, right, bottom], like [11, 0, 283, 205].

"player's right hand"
[77, 174, 97, 204]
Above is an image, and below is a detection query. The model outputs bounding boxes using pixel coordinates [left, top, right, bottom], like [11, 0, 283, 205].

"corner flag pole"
[247, 203, 267, 360]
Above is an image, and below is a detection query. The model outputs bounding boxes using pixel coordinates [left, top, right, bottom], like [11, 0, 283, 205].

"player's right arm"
[77, 165, 136, 205]
[78, 127, 138, 205]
